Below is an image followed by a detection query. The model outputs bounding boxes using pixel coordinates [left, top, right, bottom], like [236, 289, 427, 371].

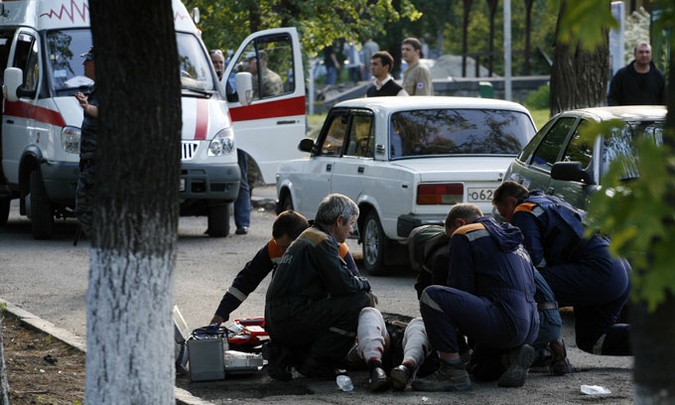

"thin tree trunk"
[85, 0, 181, 402]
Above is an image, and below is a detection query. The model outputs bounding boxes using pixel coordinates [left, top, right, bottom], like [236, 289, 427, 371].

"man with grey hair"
[265, 193, 372, 380]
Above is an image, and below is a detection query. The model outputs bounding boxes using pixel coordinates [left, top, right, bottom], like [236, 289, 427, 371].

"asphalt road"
[0, 187, 635, 404]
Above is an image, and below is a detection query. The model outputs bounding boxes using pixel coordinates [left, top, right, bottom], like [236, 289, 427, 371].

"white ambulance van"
[0, 0, 306, 239]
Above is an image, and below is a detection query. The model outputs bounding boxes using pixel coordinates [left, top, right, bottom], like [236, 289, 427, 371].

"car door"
[330, 109, 374, 206]
[519, 115, 578, 194]
[292, 109, 349, 218]
[224, 28, 306, 185]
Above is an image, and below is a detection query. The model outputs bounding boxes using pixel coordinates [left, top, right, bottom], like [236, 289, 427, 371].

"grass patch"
[530, 108, 550, 129]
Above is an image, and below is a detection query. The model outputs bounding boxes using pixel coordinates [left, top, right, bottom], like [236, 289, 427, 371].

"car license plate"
[180, 178, 185, 192]
[467, 188, 494, 202]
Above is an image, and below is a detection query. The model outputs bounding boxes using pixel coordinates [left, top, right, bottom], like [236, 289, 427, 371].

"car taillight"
[417, 184, 464, 205]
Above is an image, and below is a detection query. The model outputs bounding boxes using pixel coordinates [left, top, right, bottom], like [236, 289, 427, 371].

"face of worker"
[274, 234, 294, 253]
[210, 52, 225, 79]
[83, 58, 95, 81]
[634, 44, 652, 67]
[332, 215, 357, 243]
[370, 57, 388, 80]
[494, 197, 517, 222]
[401, 43, 418, 64]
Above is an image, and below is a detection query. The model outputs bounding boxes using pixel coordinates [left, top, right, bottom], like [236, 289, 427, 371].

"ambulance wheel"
[206, 202, 230, 237]
[29, 168, 54, 240]
[0, 197, 10, 225]
[362, 210, 390, 276]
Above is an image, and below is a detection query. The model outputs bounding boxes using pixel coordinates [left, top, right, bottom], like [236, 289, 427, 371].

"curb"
[0, 297, 215, 405]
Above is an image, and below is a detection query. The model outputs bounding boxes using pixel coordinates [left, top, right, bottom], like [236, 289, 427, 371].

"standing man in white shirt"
[401, 37, 434, 96]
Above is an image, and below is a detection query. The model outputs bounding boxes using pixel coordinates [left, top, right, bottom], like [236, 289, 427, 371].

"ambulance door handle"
[357, 166, 365, 174]
[6, 119, 13, 124]
[276, 120, 296, 125]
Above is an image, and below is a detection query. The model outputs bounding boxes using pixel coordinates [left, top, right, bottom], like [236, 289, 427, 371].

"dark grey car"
[504, 105, 666, 210]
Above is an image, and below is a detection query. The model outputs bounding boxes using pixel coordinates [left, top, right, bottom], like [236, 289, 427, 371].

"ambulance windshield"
[47, 30, 217, 95]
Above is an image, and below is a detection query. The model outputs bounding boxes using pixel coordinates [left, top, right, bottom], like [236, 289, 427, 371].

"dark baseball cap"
[81, 46, 94, 60]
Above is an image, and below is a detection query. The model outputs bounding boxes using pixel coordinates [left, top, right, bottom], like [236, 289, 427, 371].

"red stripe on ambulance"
[4, 101, 67, 127]
[229, 96, 305, 122]
[194, 98, 209, 140]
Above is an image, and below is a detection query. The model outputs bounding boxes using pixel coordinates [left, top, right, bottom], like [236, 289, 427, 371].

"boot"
[411, 359, 472, 392]
[497, 344, 535, 388]
[390, 363, 413, 391]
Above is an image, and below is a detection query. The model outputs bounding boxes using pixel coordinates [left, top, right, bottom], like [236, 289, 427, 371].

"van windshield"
[46, 29, 217, 95]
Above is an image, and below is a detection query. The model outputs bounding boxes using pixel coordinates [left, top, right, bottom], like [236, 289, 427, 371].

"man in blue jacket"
[414, 204, 539, 391]
[493, 181, 631, 356]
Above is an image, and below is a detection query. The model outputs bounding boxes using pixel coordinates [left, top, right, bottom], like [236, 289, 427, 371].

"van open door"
[223, 27, 306, 185]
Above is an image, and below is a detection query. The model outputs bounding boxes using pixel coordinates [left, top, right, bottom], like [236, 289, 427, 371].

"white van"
[0, 0, 306, 239]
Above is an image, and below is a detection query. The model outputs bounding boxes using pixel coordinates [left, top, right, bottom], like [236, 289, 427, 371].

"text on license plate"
[467, 188, 494, 202]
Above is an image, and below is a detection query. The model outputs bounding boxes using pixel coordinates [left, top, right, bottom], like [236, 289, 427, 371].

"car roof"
[332, 96, 531, 113]
[561, 105, 667, 121]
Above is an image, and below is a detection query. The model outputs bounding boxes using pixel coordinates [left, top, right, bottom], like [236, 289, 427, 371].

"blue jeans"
[234, 149, 250, 229]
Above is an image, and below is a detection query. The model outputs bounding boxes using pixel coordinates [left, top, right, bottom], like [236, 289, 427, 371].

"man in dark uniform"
[414, 204, 539, 391]
[265, 194, 372, 380]
[366, 51, 408, 97]
[74, 47, 99, 236]
[493, 181, 631, 356]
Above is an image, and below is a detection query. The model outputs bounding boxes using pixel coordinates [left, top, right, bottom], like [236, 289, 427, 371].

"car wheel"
[362, 211, 390, 276]
[29, 168, 54, 240]
[278, 190, 294, 214]
[206, 202, 230, 237]
[0, 197, 10, 225]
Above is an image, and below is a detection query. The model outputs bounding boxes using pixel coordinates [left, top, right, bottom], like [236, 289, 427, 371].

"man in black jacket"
[607, 42, 666, 106]
[366, 51, 408, 97]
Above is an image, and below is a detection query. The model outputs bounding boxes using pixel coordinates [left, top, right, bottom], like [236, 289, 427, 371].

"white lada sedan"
[276, 96, 537, 275]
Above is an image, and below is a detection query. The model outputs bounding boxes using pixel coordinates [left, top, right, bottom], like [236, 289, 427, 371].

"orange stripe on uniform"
[338, 242, 350, 260]
[268, 238, 284, 259]
[514, 202, 538, 214]
[452, 222, 486, 236]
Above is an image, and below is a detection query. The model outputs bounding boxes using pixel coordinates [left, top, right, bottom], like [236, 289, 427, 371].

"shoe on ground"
[497, 344, 535, 388]
[369, 366, 391, 392]
[390, 364, 412, 391]
[263, 342, 292, 382]
[548, 339, 573, 376]
[236, 227, 249, 235]
[297, 356, 339, 379]
[411, 360, 472, 392]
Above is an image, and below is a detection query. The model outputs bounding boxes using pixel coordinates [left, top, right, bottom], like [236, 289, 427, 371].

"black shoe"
[369, 366, 391, 392]
[497, 345, 535, 388]
[297, 356, 339, 379]
[236, 227, 249, 235]
[411, 360, 472, 392]
[548, 339, 573, 376]
[390, 364, 412, 391]
[263, 343, 292, 381]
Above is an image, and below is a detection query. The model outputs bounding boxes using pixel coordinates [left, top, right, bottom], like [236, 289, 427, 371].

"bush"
[525, 84, 550, 110]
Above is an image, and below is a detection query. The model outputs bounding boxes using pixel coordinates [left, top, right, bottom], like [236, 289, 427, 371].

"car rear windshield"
[389, 109, 535, 159]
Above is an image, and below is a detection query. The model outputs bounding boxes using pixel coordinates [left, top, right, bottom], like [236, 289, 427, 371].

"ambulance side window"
[13, 33, 39, 93]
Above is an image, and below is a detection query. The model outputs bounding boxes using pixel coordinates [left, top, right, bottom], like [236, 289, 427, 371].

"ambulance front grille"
[181, 141, 199, 161]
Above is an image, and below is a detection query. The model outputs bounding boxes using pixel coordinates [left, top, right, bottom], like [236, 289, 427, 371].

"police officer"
[74, 47, 99, 236]
[493, 181, 631, 356]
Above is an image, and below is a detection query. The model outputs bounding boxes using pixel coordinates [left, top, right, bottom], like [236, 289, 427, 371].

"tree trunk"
[550, 0, 609, 115]
[85, 0, 181, 403]
[0, 315, 10, 404]
[632, 293, 675, 404]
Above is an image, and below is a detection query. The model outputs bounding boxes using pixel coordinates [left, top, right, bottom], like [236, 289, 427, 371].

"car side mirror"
[551, 161, 595, 185]
[298, 138, 315, 153]
[235, 71, 253, 106]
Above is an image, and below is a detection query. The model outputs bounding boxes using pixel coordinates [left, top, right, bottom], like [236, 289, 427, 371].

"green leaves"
[557, 0, 618, 51]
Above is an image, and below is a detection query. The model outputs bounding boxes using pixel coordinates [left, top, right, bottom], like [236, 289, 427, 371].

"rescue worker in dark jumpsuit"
[265, 194, 372, 379]
[414, 204, 539, 391]
[493, 181, 631, 356]
[209, 210, 359, 326]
